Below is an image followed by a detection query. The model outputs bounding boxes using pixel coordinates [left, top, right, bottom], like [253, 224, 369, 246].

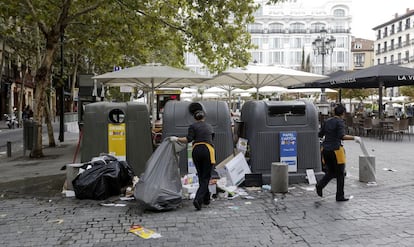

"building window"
[384, 27, 388, 37]
[291, 37, 303, 48]
[269, 51, 285, 65]
[333, 22, 347, 33]
[252, 38, 262, 49]
[289, 51, 302, 64]
[268, 23, 284, 33]
[337, 51, 345, 63]
[377, 58, 381, 65]
[406, 18, 411, 29]
[248, 23, 263, 33]
[398, 36, 402, 48]
[336, 37, 346, 48]
[398, 21, 402, 31]
[391, 24, 395, 34]
[406, 34, 410, 46]
[333, 9, 345, 17]
[384, 56, 387, 64]
[377, 43, 381, 52]
[290, 23, 305, 33]
[251, 52, 264, 64]
[354, 43, 362, 49]
[390, 55, 394, 64]
[397, 53, 401, 64]
[391, 39, 394, 50]
[185, 53, 199, 64]
[269, 37, 282, 49]
[310, 23, 325, 33]
[354, 53, 364, 67]
[377, 30, 381, 39]
[384, 41, 387, 52]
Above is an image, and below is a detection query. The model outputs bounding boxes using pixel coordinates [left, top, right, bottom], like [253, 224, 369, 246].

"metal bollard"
[7, 141, 12, 157]
[271, 162, 288, 193]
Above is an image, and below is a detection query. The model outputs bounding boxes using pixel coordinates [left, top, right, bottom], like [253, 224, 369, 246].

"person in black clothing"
[171, 110, 215, 210]
[316, 104, 361, 202]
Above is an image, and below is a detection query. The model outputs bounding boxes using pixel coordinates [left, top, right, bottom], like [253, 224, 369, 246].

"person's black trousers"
[192, 145, 212, 204]
[317, 149, 346, 199]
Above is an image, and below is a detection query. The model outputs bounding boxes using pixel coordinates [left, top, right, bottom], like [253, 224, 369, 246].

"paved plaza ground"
[0, 129, 413, 246]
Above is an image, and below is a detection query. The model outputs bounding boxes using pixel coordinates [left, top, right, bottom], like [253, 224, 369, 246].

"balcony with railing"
[268, 28, 285, 34]
[331, 28, 350, 33]
[249, 29, 264, 34]
[354, 62, 364, 68]
[288, 29, 307, 33]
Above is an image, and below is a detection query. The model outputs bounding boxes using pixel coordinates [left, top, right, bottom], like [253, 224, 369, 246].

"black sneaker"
[336, 197, 349, 202]
[193, 200, 201, 210]
[203, 193, 211, 205]
[316, 185, 323, 197]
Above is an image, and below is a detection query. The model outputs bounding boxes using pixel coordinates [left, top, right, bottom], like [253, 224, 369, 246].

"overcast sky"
[303, 0, 412, 40]
[350, 0, 411, 40]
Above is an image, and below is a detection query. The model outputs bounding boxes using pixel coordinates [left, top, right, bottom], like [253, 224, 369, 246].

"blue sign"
[280, 132, 297, 172]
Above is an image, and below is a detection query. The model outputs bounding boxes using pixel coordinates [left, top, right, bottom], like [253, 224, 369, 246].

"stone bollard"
[271, 162, 288, 193]
[359, 155, 376, 182]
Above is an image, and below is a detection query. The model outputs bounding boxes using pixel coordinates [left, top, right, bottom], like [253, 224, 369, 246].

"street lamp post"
[312, 28, 336, 103]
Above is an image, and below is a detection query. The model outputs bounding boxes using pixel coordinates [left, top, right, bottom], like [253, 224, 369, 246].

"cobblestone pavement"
[0, 136, 413, 247]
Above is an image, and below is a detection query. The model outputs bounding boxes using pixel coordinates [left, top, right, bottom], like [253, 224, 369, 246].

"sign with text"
[280, 131, 297, 172]
[108, 123, 126, 161]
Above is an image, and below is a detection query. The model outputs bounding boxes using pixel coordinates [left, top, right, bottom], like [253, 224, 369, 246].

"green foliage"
[106, 87, 133, 102]
[400, 86, 414, 99]
[341, 88, 374, 100]
[1, 0, 263, 75]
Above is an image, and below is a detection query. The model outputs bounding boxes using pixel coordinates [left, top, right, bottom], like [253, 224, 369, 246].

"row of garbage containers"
[81, 100, 323, 184]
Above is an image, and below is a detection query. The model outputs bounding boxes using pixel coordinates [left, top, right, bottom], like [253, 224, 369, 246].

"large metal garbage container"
[162, 101, 233, 175]
[81, 102, 153, 176]
[240, 100, 322, 184]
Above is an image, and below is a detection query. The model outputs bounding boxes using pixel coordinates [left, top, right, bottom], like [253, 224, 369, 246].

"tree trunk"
[18, 64, 28, 127]
[44, 94, 56, 147]
[0, 41, 5, 90]
[70, 53, 78, 112]
[30, 36, 59, 158]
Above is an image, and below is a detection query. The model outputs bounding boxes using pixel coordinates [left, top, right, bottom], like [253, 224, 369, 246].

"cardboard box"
[215, 152, 251, 186]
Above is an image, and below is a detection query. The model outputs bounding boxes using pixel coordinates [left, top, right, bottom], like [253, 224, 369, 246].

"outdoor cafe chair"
[361, 118, 373, 137]
[385, 119, 402, 141]
[399, 118, 410, 141]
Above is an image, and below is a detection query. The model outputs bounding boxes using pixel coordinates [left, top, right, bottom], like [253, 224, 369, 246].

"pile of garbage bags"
[134, 138, 186, 211]
[72, 154, 134, 200]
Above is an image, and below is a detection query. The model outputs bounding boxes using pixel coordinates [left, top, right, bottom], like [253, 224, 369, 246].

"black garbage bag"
[73, 154, 134, 200]
[134, 138, 185, 211]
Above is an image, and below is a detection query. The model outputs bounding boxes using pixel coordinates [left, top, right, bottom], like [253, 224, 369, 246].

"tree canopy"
[1, 0, 285, 157]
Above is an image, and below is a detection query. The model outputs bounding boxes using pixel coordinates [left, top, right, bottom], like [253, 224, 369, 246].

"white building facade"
[185, 0, 353, 76]
[373, 9, 414, 67]
[373, 8, 414, 97]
